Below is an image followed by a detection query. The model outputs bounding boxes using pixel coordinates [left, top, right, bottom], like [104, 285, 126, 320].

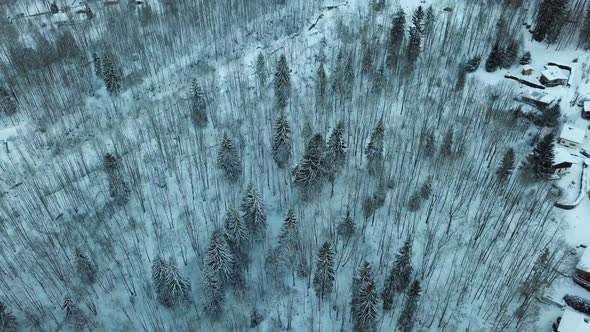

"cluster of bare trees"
[0, 0, 576, 331]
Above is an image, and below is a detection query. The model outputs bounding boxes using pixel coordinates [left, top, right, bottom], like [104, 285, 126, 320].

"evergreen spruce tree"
[342, 55, 355, 99]
[206, 230, 235, 285]
[217, 133, 241, 183]
[519, 51, 532, 65]
[151, 256, 169, 306]
[163, 257, 191, 307]
[541, 104, 561, 128]
[293, 134, 328, 199]
[361, 35, 374, 75]
[366, 119, 385, 177]
[313, 241, 335, 301]
[521, 133, 555, 180]
[397, 280, 422, 332]
[502, 39, 519, 68]
[326, 121, 347, 179]
[62, 296, 89, 331]
[103, 153, 129, 206]
[521, 248, 551, 300]
[278, 209, 300, 270]
[55, 31, 80, 60]
[455, 63, 467, 91]
[351, 261, 378, 332]
[420, 176, 433, 200]
[274, 54, 291, 109]
[332, 48, 346, 95]
[533, 0, 569, 43]
[0, 87, 17, 115]
[485, 43, 502, 72]
[372, 64, 386, 94]
[50, 1, 59, 14]
[0, 302, 17, 332]
[465, 56, 481, 73]
[241, 183, 267, 241]
[382, 238, 413, 311]
[405, 26, 422, 70]
[256, 52, 267, 87]
[224, 207, 249, 270]
[317, 63, 328, 105]
[75, 249, 97, 285]
[386, 10, 406, 69]
[496, 148, 515, 182]
[372, 182, 386, 209]
[92, 53, 102, 78]
[422, 129, 436, 157]
[423, 6, 436, 41]
[412, 6, 425, 34]
[191, 80, 208, 128]
[204, 269, 224, 319]
[440, 127, 454, 157]
[272, 111, 292, 168]
[408, 191, 422, 212]
[35, 33, 56, 66]
[102, 54, 122, 95]
[337, 209, 355, 240]
[580, 5, 590, 49]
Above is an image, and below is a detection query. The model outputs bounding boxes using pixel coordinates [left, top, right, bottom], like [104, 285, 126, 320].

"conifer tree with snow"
[423, 6, 436, 41]
[455, 63, 467, 91]
[521, 133, 555, 180]
[366, 119, 385, 177]
[372, 65, 386, 94]
[421, 129, 436, 158]
[272, 111, 292, 168]
[204, 269, 224, 319]
[519, 51, 531, 65]
[92, 53, 102, 78]
[241, 183, 267, 241]
[191, 79, 208, 128]
[151, 256, 169, 306]
[382, 238, 413, 311]
[496, 148, 515, 182]
[405, 6, 424, 70]
[563, 295, 590, 315]
[50, 2, 59, 14]
[337, 209, 355, 240]
[386, 10, 406, 69]
[62, 296, 90, 331]
[541, 103, 561, 128]
[224, 207, 249, 268]
[351, 261, 378, 332]
[580, 5, 590, 49]
[274, 54, 291, 109]
[361, 34, 374, 75]
[103, 153, 130, 206]
[521, 248, 551, 300]
[317, 63, 328, 106]
[75, 249, 97, 285]
[397, 280, 421, 332]
[502, 39, 519, 69]
[485, 42, 502, 72]
[440, 127, 454, 157]
[0, 87, 17, 115]
[217, 133, 241, 183]
[102, 53, 122, 95]
[313, 241, 335, 301]
[206, 229, 235, 285]
[332, 49, 346, 96]
[372, 182, 386, 209]
[0, 302, 17, 332]
[420, 176, 433, 200]
[341, 55, 355, 99]
[256, 52, 267, 87]
[465, 56, 481, 73]
[533, 0, 569, 43]
[293, 134, 328, 199]
[162, 257, 192, 308]
[326, 122, 347, 183]
[278, 208, 301, 271]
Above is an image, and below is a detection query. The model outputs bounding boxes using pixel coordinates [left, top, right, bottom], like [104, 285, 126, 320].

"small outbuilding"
[583, 102, 590, 120]
[541, 65, 571, 87]
[553, 146, 577, 175]
[553, 309, 590, 332]
[558, 126, 586, 149]
[575, 249, 590, 291]
[522, 65, 533, 76]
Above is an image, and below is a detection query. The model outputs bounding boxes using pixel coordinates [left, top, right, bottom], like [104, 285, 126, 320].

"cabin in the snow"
[553, 309, 590, 332]
[558, 126, 586, 149]
[574, 249, 590, 291]
[522, 65, 533, 76]
[541, 64, 571, 87]
[583, 102, 590, 120]
[519, 91, 556, 109]
[553, 146, 577, 175]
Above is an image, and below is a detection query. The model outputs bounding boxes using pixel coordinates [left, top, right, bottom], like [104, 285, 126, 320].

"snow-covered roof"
[560, 126, 586, 144]
[525, 91, 556, 104]
[558, 309, 590, 332]
[542, 66, 570, 81]
[584, 101, 590, 113]
[554, 146, 577, 165]
[522, 65, 533, 71]
[578, 249, 590, 272]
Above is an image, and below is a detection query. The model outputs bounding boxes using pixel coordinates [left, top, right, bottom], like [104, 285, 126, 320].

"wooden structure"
[575, 249, 590, 291]
[583, 102, 590, 120]
[559, 126, 586, 150]
[553, 309, 590, 332]
[541, 64, 571, 87]
[553, 146, 577, 175]
[522, 65, 533, 76]
[519, 90, 556, 109]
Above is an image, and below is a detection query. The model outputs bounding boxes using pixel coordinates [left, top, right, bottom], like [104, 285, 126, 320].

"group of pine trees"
[103, 153, 130, 206]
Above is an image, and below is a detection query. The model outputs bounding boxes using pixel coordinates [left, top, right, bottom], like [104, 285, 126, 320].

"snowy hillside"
[1, 0, 590, 331]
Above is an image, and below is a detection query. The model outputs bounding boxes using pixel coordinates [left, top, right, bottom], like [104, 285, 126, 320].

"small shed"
[583, 102, 590, 120]
[558, 126, 586, 149]
[522, 65, 533, 76]
[574, 249, 590, 291]
[553, 146, 577, 174]
[541, 65, 570, 87]
[521, 91, 556, 109]
[554, 309, 590, 332]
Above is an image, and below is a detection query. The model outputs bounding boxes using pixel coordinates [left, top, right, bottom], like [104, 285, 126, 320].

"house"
[553, 146, 577, 175]
[553, 309, 590, 332]
[522, 65, 533, 76]
[583, 102, 590, 120]
[574, 249, 590, 291]
[558, 126, 586, 149]
[520, 91, 556, 109]
[541, 65, 570, 87]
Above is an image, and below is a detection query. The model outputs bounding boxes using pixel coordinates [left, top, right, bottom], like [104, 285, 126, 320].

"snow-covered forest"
[1, 0, 590, 331]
